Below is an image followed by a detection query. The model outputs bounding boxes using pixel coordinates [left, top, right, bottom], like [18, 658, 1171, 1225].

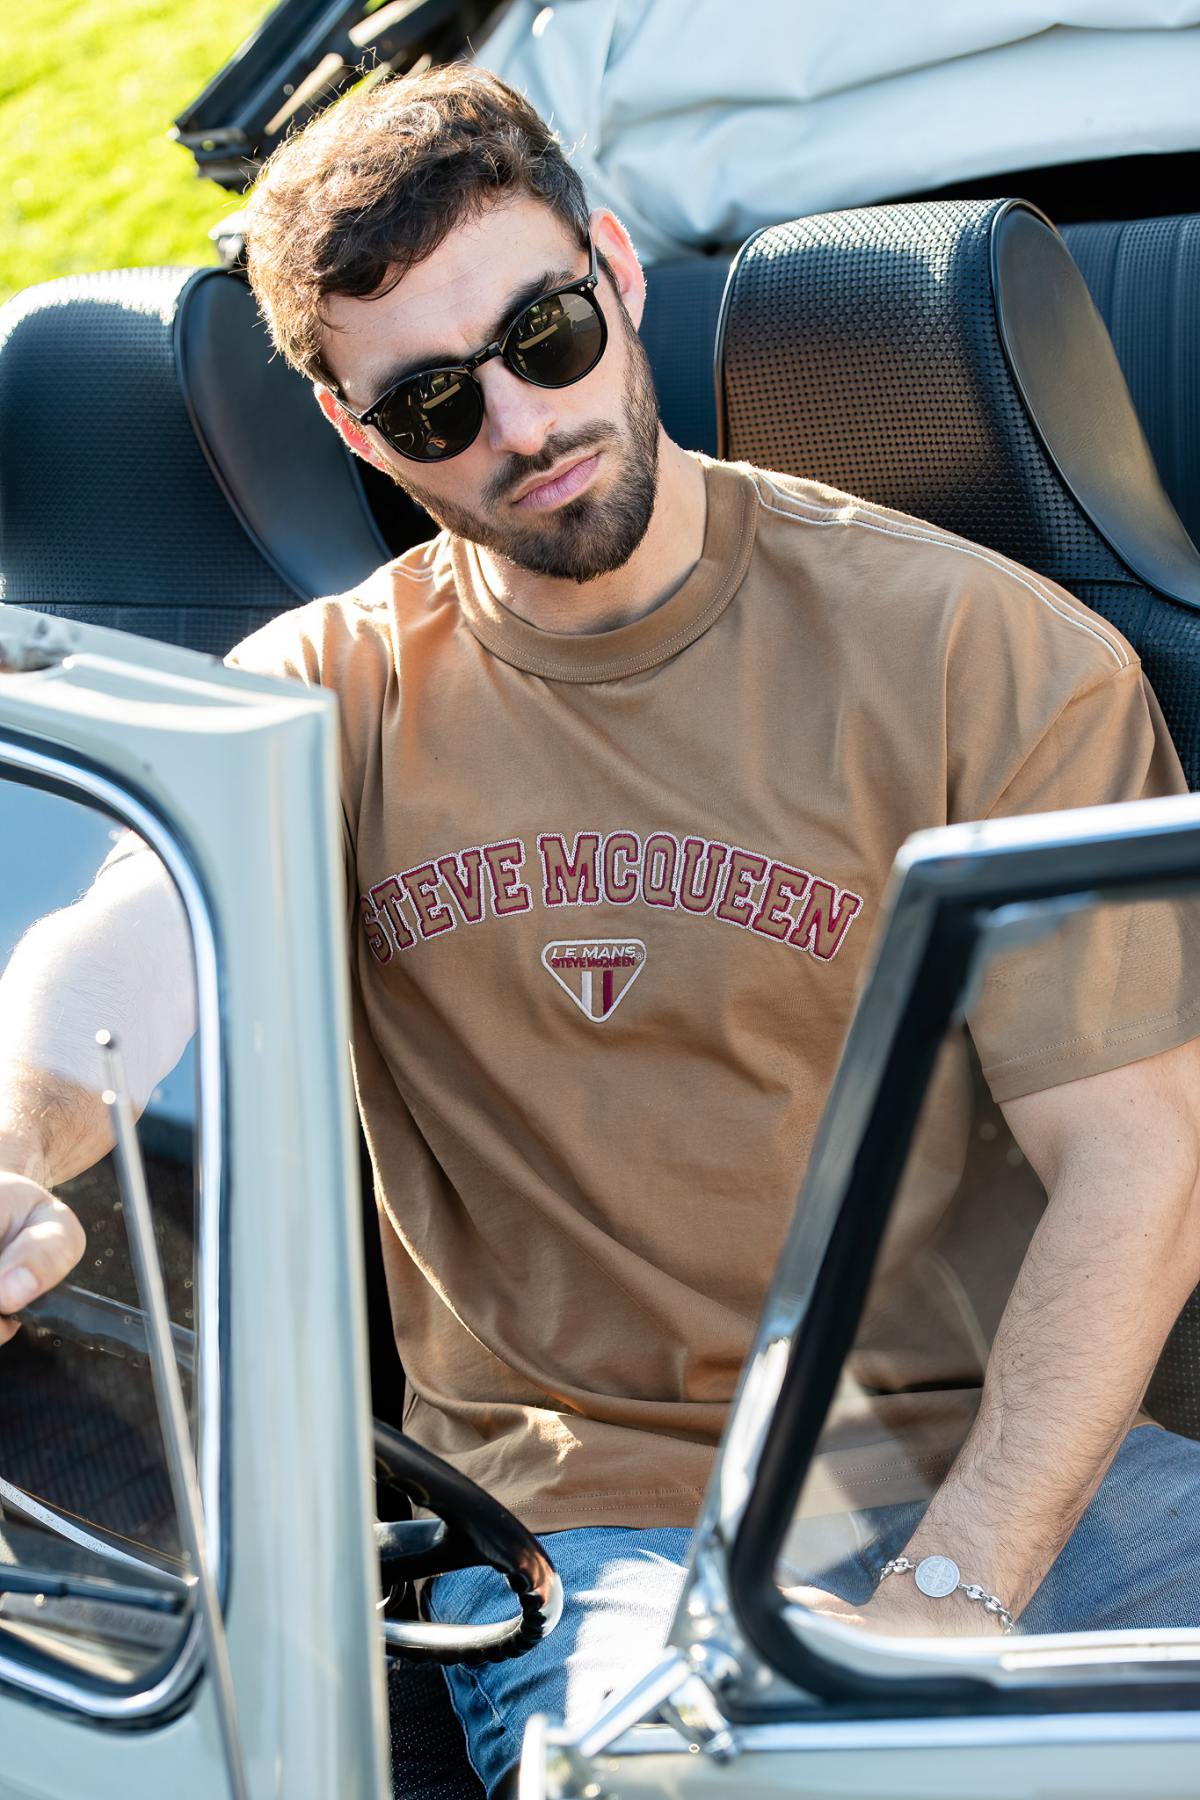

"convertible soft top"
[477, 0, 1200, 260]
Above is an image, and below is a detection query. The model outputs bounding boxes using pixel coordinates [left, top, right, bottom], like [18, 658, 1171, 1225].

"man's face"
[318, 197, 661, 585]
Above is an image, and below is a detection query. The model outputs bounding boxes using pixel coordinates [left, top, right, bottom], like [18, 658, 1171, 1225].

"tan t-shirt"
[228, 457, 1200, 1533]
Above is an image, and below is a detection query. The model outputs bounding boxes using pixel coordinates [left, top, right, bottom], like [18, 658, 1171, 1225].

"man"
[3, 63, 1200, 1794]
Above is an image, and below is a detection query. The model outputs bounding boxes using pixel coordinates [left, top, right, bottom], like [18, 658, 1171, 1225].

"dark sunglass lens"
[376, 368, 482, 460]
[508, 290, 604, 387]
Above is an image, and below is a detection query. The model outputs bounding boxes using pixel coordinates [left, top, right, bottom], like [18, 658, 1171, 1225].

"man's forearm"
[0, 1061, 114, 1188]
[0, 845, 196, 1185]
[899, 1138, 1200, 1623]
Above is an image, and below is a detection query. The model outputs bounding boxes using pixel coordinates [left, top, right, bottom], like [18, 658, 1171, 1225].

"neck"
[475, 434, 708, 635]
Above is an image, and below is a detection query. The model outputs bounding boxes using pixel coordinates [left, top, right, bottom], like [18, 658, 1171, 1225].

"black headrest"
[716, 197, 1200, 613]
[176, 267, 396, 599]
[0, 266, 395, 655]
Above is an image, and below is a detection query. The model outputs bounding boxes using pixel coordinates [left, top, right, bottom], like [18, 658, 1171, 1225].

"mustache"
[485, 422, 620, 507]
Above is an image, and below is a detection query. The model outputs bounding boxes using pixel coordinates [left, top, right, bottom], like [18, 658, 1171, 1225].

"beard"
[390, 306, 661, 585]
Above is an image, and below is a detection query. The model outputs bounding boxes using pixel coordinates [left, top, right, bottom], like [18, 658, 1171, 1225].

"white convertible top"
[475, 1, 1200, 262]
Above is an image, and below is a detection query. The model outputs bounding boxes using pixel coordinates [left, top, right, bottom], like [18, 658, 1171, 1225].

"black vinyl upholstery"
[0, 266, 396, 650]
[1061, 215, 1200, 552]
[176, 267, 397, 598]
[639, 255, 731, 456]
[717, 196, 1200, 1437]
[388, 1661, 484, 1800]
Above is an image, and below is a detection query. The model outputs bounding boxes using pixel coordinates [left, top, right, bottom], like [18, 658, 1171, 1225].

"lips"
[512, 452, 600, 511]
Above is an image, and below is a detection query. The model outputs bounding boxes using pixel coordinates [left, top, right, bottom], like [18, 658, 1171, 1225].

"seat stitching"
[1169, 222, 1184, 494]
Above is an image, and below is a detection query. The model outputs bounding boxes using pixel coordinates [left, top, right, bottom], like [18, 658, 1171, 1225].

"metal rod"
[573, 1651, 692, 1761]
[98, 1030, 250, 1800]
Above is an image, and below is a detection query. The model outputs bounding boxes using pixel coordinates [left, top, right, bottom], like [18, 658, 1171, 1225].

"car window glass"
[777, 884, 1200, 1650]
[0, 775, 198, 1688]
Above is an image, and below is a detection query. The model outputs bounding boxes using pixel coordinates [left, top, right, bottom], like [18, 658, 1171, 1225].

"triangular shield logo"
[540, 939, 647, 1023]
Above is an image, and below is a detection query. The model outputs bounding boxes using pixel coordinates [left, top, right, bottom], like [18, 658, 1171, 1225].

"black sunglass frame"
[333, 235, 607, 462]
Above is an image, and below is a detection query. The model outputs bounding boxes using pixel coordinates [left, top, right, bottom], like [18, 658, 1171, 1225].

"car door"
[522, 790, 1200, 1798]
[0, 604, 387, 1799]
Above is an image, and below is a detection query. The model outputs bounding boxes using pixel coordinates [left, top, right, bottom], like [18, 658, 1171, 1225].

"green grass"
[1, 0, 265, 305]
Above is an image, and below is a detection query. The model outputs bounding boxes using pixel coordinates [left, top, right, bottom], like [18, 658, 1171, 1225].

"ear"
[314, 383, 394, 474]
[589, 207, 646, 331]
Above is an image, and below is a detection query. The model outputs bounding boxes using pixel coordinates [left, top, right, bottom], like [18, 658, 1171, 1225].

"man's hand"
[0, 1171, 85, 1345]
[783, 1583, 1006, 1639]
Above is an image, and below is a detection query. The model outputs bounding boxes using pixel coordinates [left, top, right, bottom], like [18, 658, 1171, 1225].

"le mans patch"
[541, 940, 647, 1023]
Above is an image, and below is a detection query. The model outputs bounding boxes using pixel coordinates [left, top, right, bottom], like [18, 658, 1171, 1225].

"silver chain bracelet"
[878, 1554, 1015, 1633]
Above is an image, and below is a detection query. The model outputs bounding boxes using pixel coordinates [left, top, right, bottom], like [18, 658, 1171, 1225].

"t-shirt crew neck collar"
[449, 457, 758, 683]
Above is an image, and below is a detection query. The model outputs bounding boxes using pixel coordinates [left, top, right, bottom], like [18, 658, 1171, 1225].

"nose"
[476, 359, 558, 459]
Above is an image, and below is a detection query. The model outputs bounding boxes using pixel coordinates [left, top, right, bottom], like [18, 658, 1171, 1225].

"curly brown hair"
[243, 64, 591, 381]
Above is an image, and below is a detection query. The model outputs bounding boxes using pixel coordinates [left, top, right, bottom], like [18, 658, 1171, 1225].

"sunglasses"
[333, 236, 608, 464]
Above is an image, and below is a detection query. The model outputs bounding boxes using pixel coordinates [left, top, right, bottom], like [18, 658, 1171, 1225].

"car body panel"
[534, 1725, 1200, 1800]
[0, 604, 388, 1799]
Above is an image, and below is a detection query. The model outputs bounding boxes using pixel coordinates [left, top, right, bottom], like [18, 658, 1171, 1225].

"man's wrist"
[0, 1058, 53, 1188]
[0, 1132, 48, 1185]
[867, 1577, 1008, 1637]
[0, 1081, 52, 1185]
[877, 1554, 1014, 1633]
[899, 1459, 1027, 1616]
[0, 1061, 115, 1189]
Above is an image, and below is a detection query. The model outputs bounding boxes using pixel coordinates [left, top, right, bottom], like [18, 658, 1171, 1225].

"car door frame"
[676, 791, 1200, 1725]
[0, 605, 387, 1800]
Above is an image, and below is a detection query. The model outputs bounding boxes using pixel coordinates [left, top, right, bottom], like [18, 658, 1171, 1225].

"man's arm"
[0, 847, 195, 1345]
[857, 1035, 1200, 1633]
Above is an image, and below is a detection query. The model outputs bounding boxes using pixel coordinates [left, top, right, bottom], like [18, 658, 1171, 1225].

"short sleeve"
[969, 661, 1200, 1102]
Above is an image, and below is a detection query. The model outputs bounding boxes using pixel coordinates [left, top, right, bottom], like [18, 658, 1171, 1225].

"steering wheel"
[372, 1419, 563, 1665]
[15, 1284, 563, 1667]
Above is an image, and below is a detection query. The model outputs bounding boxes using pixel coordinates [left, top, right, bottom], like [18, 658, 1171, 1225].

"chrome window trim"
[777, 1604, 1200, 1687]
[596, 1706, 1200, 1758]
[0, 734, 224, 1721]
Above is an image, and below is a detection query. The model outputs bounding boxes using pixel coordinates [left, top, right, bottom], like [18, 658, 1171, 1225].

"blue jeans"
[426, 1424, 1200, 1794]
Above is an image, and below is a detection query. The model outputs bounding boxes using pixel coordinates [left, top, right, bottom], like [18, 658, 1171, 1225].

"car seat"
[638, 216, 1200, 552]
[715, 196, 1200, 1437]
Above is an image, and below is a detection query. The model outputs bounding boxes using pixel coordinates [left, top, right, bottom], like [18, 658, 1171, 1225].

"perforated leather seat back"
[0, 265, 394, 653]
[717, 196, 1200, 1436]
